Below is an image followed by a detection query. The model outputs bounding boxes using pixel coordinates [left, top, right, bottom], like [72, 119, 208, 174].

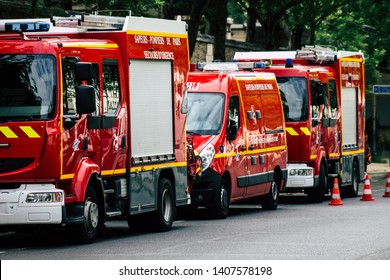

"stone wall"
[191, 34, 260, 63]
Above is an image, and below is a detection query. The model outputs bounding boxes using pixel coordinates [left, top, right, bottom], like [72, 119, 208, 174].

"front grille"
[0, 183, 21, 189]
[0, 158, 35, 173]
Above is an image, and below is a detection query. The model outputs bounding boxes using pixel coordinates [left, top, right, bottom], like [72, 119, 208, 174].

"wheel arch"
[159, 168, 176, 203]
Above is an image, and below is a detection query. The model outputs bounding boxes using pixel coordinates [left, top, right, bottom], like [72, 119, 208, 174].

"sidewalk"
[367, 162, 390, 179]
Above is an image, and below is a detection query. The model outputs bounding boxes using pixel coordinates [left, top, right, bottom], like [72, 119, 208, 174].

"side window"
[103, 59, 120, 114]
[62, 59, 77, 115]
[322, 82, 329, 118]
[62, 58, 99, 115]
[228, 95, 240, 130]
[329, 79, 338, 118]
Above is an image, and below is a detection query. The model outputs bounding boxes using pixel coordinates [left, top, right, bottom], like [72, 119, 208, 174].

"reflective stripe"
[0, 126, 18, 138]
[20, 126, 40, 138]
[300, 127, 311, 136]
[0, 126, 41, 138]
[286, 127, 298, 136]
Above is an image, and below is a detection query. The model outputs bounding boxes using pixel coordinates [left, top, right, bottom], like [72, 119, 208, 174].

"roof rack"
[51, 14, 126, 30]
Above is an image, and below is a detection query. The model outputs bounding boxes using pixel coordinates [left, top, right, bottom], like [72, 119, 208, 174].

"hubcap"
[85, 200, 99, 231]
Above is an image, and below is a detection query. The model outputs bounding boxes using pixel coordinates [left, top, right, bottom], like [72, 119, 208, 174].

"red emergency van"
[186, 63, 288, 218]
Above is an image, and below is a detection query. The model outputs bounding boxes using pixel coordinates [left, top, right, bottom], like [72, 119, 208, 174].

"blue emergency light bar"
[0, 21, 50, 32]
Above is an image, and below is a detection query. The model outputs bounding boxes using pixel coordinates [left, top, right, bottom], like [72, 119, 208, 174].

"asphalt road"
[0, 174, 389, 260]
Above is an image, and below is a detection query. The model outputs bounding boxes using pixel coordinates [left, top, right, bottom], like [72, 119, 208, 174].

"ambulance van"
[186, 63, 288, 218]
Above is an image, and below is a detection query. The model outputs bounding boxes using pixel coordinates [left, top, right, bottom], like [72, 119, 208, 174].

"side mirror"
[227, 119, 238, 141]
[76, 85, 96, 115]
[75, 62, 93, 82]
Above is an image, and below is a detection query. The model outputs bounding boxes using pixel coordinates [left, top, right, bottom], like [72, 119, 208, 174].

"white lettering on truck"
[245, 84, 274, 91]
[144, 51, 174, 59]
[187, 82, 200, 91]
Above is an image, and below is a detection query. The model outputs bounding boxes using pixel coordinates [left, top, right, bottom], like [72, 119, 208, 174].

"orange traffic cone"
[361, 173, 375, 201]
[329, 177, 343, 206]
[383, 172, 390, 198]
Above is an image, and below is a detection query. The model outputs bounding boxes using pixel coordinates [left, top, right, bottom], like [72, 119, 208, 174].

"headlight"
[26, 191, 63, 203]
[199, 143, 215, 170]
[289, 169, 313, 176]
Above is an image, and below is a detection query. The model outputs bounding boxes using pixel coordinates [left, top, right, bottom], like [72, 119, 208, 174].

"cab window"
[329, 80, 338, 118]
[62, 58, 99, 115]
[103, 59, 120, 114]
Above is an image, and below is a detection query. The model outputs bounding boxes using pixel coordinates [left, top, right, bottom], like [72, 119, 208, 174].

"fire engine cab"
[234, 46, 366, 201]
[187, 62, 288, 218]
[0, 14, 192, 243]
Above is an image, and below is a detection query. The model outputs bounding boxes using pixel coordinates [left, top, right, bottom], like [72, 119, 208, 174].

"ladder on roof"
[51, 14, 126, 30]
[296, 45, 338, 63]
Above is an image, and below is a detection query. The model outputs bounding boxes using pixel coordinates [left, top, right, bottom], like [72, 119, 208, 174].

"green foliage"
[314, 1, 387, 90]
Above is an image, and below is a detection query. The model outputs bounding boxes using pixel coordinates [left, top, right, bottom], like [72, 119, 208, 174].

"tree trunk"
[291, 26, 304, 50]
[245, 8, 257, 43]
[188, 0, 211, 58]
[32, 0, 38, 18]
[213, 0, 227, 61]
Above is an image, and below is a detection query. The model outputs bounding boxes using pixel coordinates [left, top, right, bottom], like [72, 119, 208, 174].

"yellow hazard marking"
[101, 168, 127, 176]
[60, 174, 74, 180]
[20, 126, 40, 138]
[340, 57, 363, 63]
[300, 127, 311, 136]
[329, 153, 340, 158]
[0, 126, 18, 138]
[214, 152, 236, 158]
[342, 149, 364, 156]
[286, 127, 298, 136]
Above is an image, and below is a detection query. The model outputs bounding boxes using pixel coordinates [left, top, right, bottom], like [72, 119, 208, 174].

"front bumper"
[0, 183, 64, 225]
[285, 163, 314, 189]
[191, 168, 222, 207]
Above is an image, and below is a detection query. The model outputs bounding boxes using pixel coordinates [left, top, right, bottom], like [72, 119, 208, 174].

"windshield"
[187, 92, 225, 135]
[277, 77, 308, 122]
[0, 54, 56, 121]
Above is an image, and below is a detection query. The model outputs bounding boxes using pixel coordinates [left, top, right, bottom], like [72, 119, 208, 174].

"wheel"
[70, 186, 101, 243]
[261, 176, 280, 210]
[150, 177, 175, 232]
[308, 164, 327, 203]
[211, 177, 229, 219]
[343, 161, 359, 197]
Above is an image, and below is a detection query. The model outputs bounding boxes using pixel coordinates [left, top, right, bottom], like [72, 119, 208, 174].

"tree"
[188, 0, 211, 58]
[204, 0, 228, 61]
[236, 0, 303, 49]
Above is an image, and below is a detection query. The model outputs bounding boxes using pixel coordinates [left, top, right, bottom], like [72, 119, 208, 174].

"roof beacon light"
[285, 58, 293, 68]
[0, 21, 50, 32]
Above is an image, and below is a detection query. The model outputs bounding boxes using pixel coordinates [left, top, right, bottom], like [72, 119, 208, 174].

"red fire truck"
[0, 14, 192, 243]
[186, 63, 288, 218]
[234, 46, 366, 202]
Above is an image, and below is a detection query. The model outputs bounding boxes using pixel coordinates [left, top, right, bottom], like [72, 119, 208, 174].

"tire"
[344, 161, 359, 198]
[211, 177, 229, 219]
[70, 186, 101, 244]
[308, 164, 327, 203]
[261, 175, 280, 210]
[150, 177, 175, 232]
